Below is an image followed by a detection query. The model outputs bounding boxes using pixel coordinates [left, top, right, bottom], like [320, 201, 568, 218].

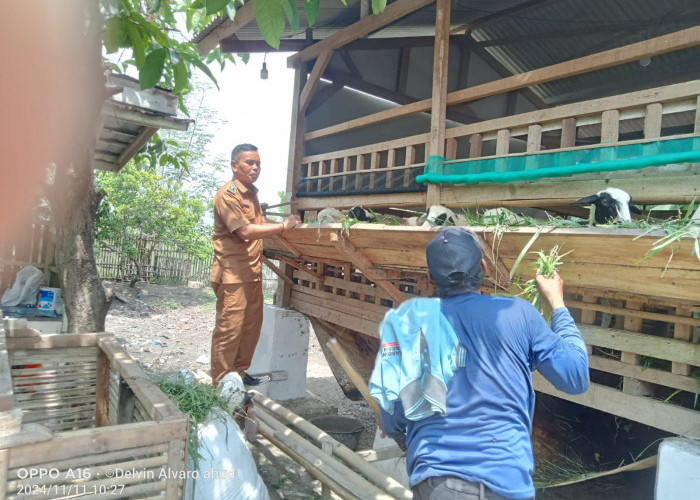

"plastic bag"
[1, 266, 44, 307]
[184, 411, 270, 500]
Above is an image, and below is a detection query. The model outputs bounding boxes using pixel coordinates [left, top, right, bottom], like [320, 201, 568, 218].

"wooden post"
[644, 102, 663, 139]
[426, 0, 451, 208]
[622, 300, 655, 397]
[280, 65, 306, 307]
[95, 348, 110, 426]
[672, 307, 693, 375]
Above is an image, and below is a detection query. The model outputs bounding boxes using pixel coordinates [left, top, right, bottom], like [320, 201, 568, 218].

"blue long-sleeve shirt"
[379, 293, 589, 499]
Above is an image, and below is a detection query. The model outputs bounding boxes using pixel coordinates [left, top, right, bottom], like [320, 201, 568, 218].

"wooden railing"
[296, 80, 700, 207]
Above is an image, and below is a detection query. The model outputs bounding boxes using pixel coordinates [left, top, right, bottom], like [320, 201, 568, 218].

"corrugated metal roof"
[94, 74, 192, 173]
[202, 0, 700, 110]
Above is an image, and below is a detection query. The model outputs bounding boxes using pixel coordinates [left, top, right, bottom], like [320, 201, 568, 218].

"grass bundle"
[157, 377, 231, 467]
[512, 245, 571, 321]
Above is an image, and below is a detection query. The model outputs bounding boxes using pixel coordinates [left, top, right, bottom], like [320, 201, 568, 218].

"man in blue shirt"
[372, 227, 589, 500]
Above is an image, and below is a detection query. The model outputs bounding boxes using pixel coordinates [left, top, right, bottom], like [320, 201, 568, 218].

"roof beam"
[288, 0, 436, 67]
[304, 26, 700, 141]
[196, 0, 256, 56]
[220, 34, 474, 54]
[299, 50, 334, 114]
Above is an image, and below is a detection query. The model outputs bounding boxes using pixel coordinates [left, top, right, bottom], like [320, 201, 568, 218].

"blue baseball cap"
[426, 227, 483, 289]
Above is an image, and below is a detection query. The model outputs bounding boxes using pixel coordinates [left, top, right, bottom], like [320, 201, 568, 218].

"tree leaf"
[148, 0, 162, 13]
[186, 54, 219, 89]
[255, 0, 285, 50]
[304, 0, 320, 27]
[281, 0, 300, 34]
[125, 22, 146, 68]
[206, 0, 230, 15]
[103, 16, 127, 54]
[139, 47, 168, 89]
[173, 61, 189, 94]
[371, 0, 387, 14]
[239, 52, 250, 64]
[226, 2, 237, 20]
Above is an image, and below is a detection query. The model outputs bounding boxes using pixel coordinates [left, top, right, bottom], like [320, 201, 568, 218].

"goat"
[347, 206, 377, 222]
[420, 205, 471, 226]
[574, 188, 642, 224]
[316, 207, 345, 224]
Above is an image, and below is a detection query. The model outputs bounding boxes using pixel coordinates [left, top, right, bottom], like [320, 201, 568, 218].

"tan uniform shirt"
[210, 179, 264, 284]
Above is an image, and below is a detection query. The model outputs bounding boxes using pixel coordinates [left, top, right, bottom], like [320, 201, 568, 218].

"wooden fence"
[96, 236, 214, 284]
[96, 236, 279, 294]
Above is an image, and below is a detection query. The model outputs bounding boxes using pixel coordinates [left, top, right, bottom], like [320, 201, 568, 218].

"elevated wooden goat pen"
[265, 224, 700, 440]
[0, 320, 188, 499]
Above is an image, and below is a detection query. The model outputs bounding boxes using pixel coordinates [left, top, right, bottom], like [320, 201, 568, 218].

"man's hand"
[536, 272, 566, 310]
[282, 214, 301, 231]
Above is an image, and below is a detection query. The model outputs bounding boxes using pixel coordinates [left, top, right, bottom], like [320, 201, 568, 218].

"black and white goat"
[574, 188, 642, 225]
[404, 205, 466, 226]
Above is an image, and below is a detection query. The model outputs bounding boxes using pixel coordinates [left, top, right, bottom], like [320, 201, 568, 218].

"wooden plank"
[98, 336, 183, 421]
[304, 29, 700, 141]
[289, 0, 435, 66]
[196, 1, 256, 55]
[95, 349, 110, 427]
[566, 300, 700, 328]
[644, 102, 663, 139]
[262, 255, 295, 286]
[369, 151, 380, 188]
[291, 283, 389, 318]
[6, 334, 99, 351]
[290, 294, 379, 338]
[526, 124, 542, 153]
[560, 117, 576, 147]
[299, 50, 334, 114]
[281, 66, 306, 306]
[600, 109, 620, 143]
[7, 419, 187, 467]
[533, 376, 700, 437]
[426, 0, 452, 208]
[114, 126, 157, 171]
[166, 439, 185, 498]
[621, 300, 654, 397]
[672, 307, 693, 376]
[330, 233, 409, 304]
[439, 163, 699, 208]
[386, 149, 396, 188]
[588, 355, 697, 393]
[580, 324, 700, 366]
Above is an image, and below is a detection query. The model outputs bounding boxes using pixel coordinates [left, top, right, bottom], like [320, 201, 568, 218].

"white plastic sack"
[184, 411, 270, 500]
[1, 266, 44, 307]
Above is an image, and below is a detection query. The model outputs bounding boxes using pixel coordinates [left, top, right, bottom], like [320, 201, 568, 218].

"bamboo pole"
[255, 408, 398, 500]
[251, 391, 411, 500]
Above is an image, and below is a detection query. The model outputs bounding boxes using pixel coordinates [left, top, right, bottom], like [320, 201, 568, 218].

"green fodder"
[512, 245, 572, 321]
[157, 377, 231, 468]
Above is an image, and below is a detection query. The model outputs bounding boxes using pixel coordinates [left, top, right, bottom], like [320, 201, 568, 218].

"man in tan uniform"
[210, 143, 300, 386]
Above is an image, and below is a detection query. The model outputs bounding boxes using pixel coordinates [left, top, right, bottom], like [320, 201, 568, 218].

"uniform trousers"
[210, 281, 263, 385]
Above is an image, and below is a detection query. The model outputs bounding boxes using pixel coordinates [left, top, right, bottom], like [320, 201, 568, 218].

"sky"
[195, 51, 296, 207]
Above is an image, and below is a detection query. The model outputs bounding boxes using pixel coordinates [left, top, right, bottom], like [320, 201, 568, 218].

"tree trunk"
[48, 0, 113, 333]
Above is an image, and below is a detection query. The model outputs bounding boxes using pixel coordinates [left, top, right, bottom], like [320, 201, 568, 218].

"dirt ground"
[104, 281, 657, 499]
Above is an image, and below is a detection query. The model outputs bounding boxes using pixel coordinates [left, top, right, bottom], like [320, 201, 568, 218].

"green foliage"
[157, 377, 231, 468]
[512, 245, 571, 321]
[95, 160, 213, 261]
[102, 0, 389, 96]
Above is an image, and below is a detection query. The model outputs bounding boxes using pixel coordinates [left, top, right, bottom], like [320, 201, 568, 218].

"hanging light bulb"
[260, 53, 269, 79]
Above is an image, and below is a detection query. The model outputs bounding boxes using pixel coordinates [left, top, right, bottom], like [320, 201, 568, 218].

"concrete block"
[249, 304, 310, 401]
[365, 427, 410, 488]
[656, 437, 700, 499]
